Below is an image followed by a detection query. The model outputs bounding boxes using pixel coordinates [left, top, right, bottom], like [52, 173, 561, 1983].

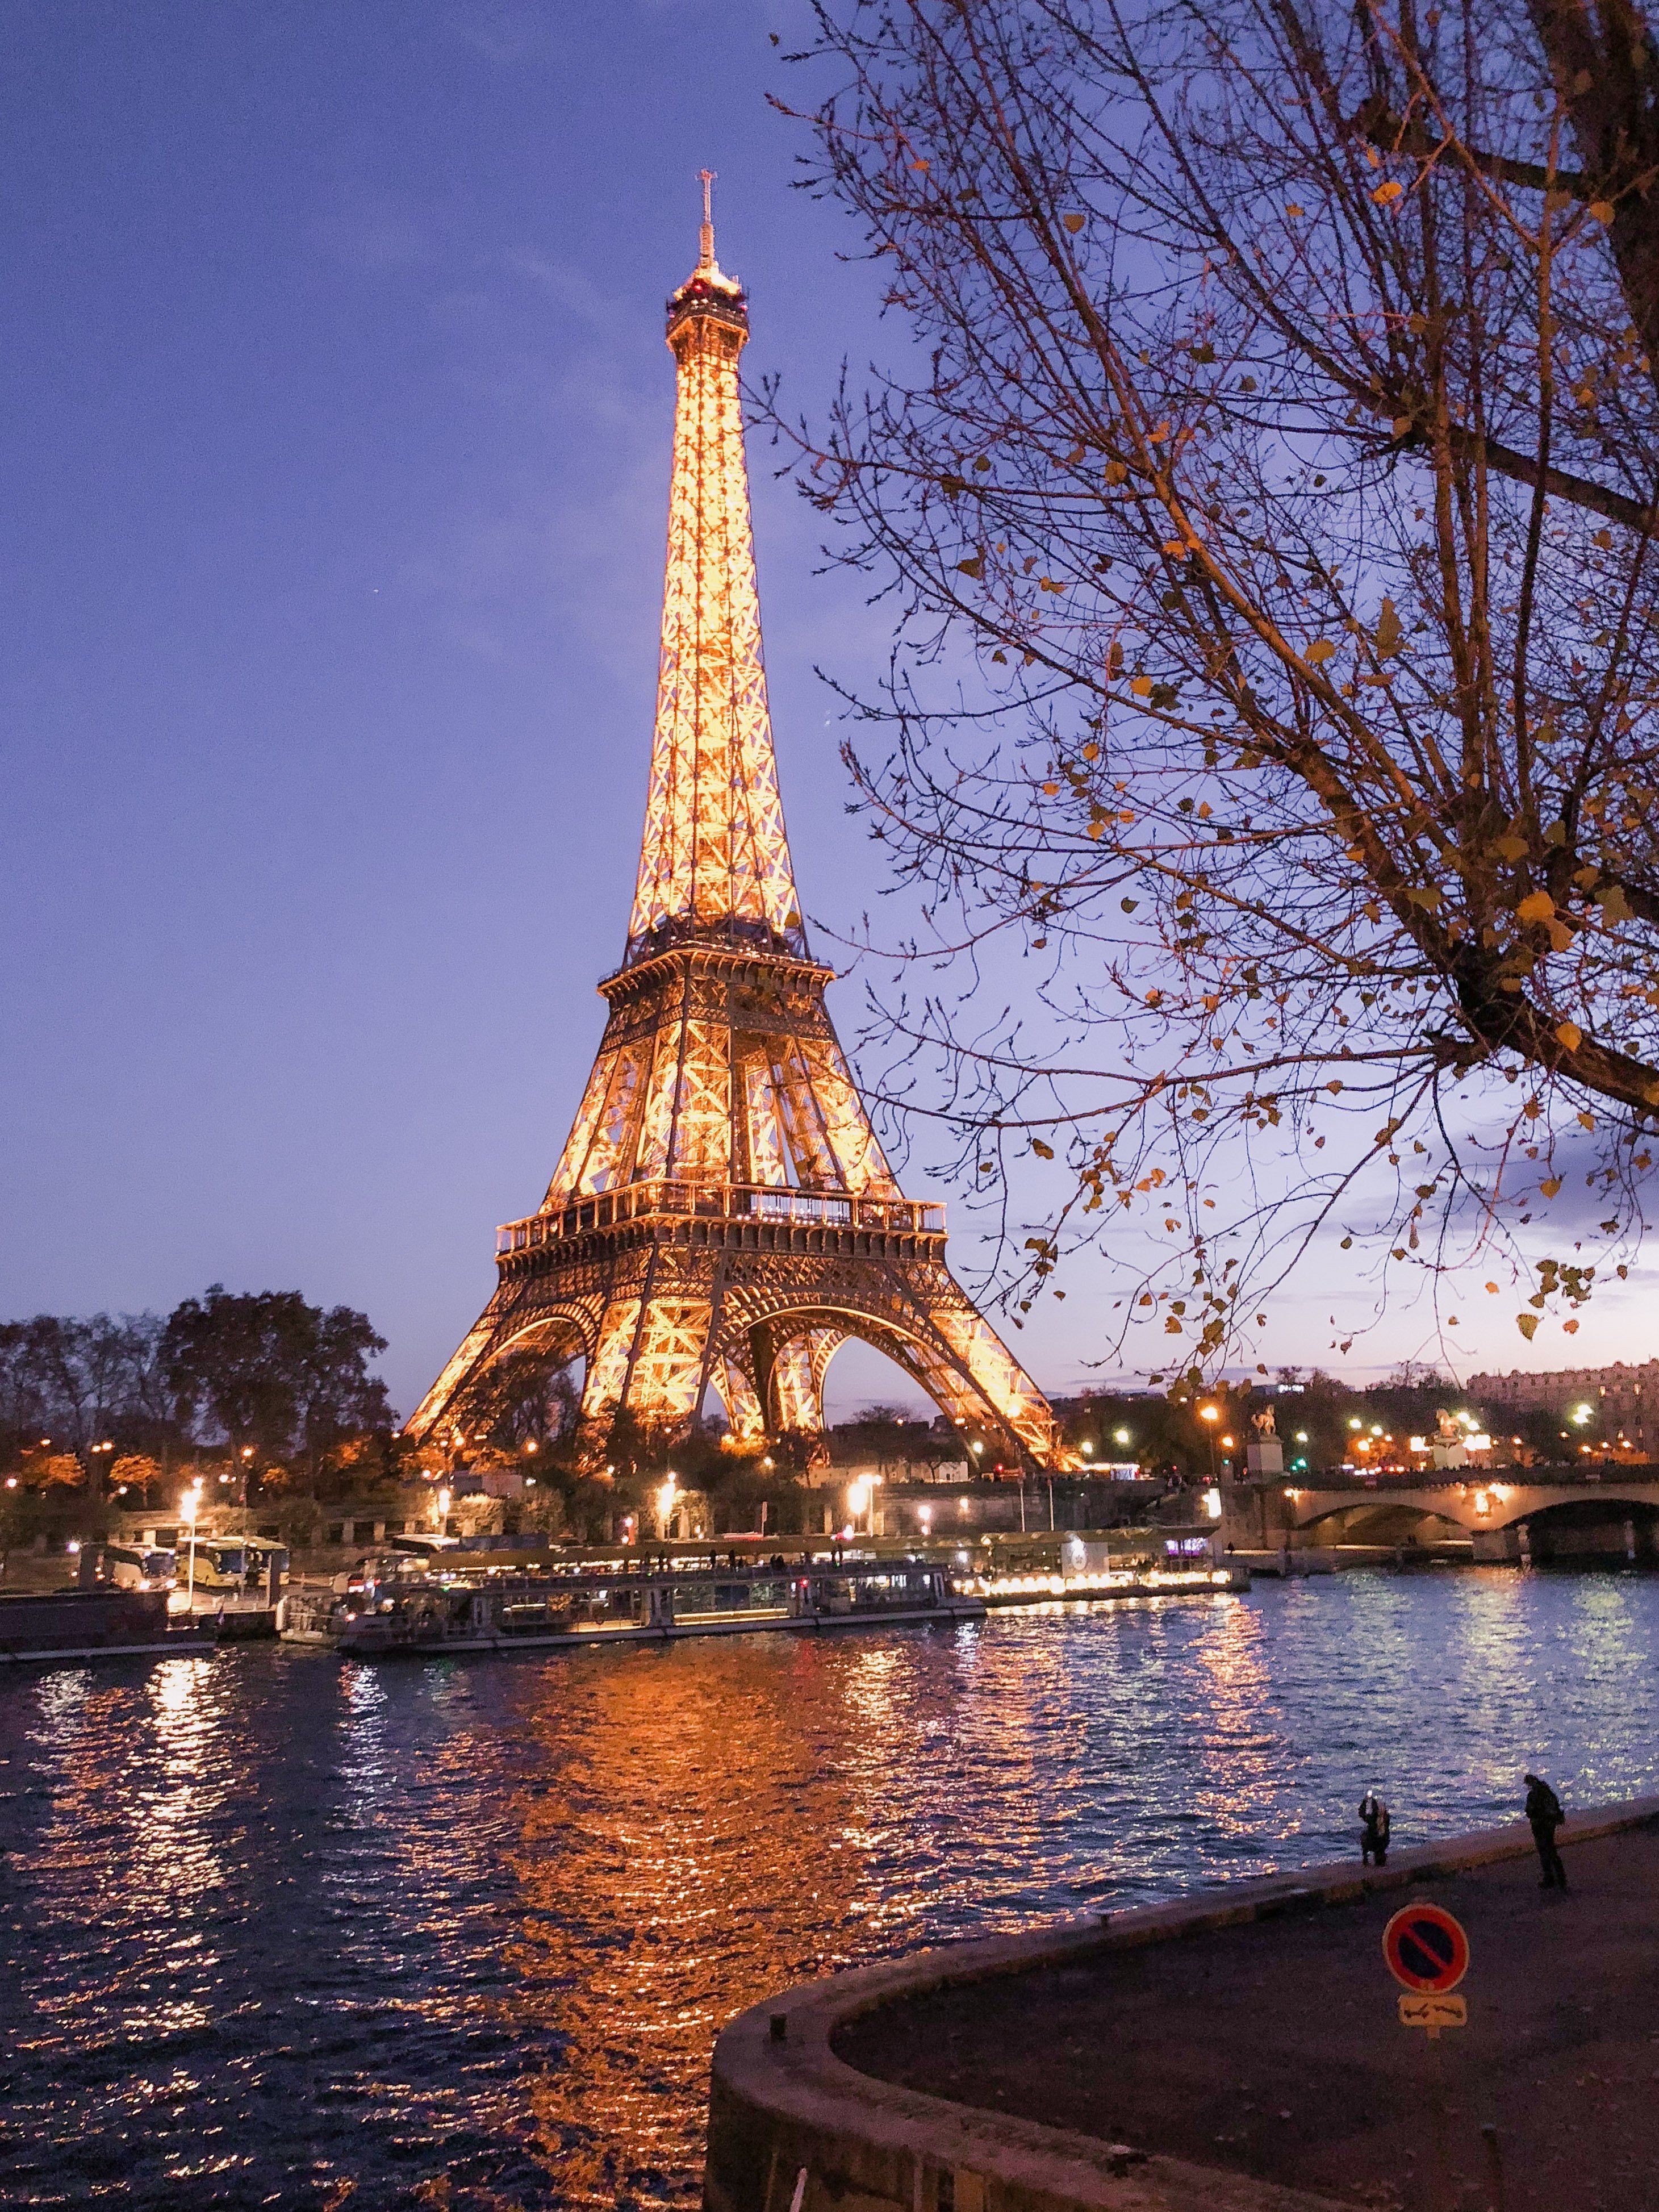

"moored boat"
[0, 1587, 215, 1666]
[278, 1558, 980, 1656]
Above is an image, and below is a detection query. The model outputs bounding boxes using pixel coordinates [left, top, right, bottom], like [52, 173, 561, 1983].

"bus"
[178, 1535, 290, 1594]
[103, 1541, 177, 1592]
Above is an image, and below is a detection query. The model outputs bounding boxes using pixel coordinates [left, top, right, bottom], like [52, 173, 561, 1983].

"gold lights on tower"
[408, 181, 1068, 1467]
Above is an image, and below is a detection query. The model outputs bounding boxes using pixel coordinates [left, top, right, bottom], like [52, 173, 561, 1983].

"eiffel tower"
[407, 181, 1065, 1467]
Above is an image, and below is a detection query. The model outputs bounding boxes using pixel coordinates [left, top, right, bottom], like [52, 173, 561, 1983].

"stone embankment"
[707, 1796, 1659, 2212]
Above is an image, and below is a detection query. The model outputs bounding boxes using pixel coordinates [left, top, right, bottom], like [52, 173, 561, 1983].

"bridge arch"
[1294, 1499, 1470, 1549]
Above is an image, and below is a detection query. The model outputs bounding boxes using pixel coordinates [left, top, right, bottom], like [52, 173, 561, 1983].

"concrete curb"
[705, 1794, 1659, 2212]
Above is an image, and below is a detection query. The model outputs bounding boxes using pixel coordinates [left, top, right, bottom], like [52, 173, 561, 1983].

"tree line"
[0, 1286, 393, 1503]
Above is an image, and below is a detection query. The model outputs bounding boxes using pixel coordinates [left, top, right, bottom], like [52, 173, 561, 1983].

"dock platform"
[708, 1795, 1659, 2212]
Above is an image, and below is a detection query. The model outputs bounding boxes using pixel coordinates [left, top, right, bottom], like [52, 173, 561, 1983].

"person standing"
[1359, 1788, 1391, 1866]
[1524, 1772, 1568, 1889]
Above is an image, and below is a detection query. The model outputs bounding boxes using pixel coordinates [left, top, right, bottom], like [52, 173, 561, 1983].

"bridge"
[1221, 1470, 1659, 1566]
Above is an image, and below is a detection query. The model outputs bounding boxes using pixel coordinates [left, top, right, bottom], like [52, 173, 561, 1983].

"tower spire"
[699, 167, 716, 270]
[625, 176, 803, 966]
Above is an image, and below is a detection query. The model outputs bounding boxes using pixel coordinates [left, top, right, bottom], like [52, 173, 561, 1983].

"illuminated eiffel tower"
[408, 181, 1065, 1465]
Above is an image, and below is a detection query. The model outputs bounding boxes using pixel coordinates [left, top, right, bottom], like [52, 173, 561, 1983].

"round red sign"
[1382, 1902, 1470, 1993]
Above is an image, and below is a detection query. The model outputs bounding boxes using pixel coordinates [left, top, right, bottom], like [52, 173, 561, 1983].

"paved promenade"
[834, 1822, 1658, 2210]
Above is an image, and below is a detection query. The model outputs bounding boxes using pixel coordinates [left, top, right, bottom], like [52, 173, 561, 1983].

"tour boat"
[277, 1558, 981, 1656]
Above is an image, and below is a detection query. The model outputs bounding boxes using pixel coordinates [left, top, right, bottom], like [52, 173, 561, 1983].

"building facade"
[1466, 1360, 1659, 1451]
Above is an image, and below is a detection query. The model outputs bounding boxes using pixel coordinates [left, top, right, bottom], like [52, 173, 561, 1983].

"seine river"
[3, 1572, 1657, 2210]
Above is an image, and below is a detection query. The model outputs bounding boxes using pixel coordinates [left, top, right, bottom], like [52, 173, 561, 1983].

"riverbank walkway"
[708, 1796, 1659, 2212]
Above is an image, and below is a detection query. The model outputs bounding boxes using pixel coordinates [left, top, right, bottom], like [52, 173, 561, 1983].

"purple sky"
[4, 2, 1648, 1420]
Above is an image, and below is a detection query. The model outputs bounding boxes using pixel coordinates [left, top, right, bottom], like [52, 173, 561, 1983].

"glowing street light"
[1572, 1403, 1594, 1426]
[1113, 1428, 1131, 1446]
[1198, 1405, 1220, 1481]
[179, 1479, 204, 1609]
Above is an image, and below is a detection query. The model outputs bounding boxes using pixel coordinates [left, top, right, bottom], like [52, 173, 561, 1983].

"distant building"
[1466, 1360, 1659, 1450]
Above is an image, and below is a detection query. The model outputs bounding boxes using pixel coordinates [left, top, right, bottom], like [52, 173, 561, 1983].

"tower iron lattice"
[407, 182, 1067, 1467]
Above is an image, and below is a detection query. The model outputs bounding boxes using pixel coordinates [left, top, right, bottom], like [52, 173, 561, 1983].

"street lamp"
[1200, 1404, 1220, 1481]
[179, 1480, 204, 1610]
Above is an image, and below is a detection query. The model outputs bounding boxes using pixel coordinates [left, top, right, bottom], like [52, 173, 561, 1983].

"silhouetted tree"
[771, 0, 1659, 1377]
[162, 1285, 392, 1478]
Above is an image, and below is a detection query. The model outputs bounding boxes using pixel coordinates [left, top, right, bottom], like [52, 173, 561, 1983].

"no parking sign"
[1382, 1903, 1469, 2036]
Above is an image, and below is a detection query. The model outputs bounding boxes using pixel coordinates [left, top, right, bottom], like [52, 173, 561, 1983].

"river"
[2, 1571, 1655, 2209]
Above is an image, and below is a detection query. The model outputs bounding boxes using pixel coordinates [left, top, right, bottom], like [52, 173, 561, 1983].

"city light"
[1200, 1405, 1219, 1423]
[1113, 1428, 1131, 1446]
[1572, 1403, 1594, 1425]
[179, 1479, 204, 1609]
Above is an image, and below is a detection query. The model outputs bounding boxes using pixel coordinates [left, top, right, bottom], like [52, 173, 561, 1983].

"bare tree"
[766, 0, 1659, 1375]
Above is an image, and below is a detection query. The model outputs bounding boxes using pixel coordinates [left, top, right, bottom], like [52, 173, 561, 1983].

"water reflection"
[1, 1576, 1657, 2207]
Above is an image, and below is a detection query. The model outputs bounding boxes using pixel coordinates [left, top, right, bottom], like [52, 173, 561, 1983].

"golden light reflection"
[504, 1642, 866, 2204]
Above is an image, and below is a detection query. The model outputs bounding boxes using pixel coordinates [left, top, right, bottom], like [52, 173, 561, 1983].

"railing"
[496, 1182, 945, 1253]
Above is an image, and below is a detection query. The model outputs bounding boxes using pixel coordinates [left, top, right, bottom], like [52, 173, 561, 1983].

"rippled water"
[2, 1572, 1657, 2210]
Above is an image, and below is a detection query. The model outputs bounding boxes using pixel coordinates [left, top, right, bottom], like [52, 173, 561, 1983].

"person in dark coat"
[1524, 1772, 1567, 1889]
[1359, 1788, 1391, 1866]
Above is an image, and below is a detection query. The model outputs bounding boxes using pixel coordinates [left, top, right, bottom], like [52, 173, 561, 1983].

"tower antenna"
[699, 168, 716, 268]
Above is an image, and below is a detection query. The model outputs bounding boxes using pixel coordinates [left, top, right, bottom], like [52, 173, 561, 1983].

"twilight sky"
[4, 1, 1650, 1420]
